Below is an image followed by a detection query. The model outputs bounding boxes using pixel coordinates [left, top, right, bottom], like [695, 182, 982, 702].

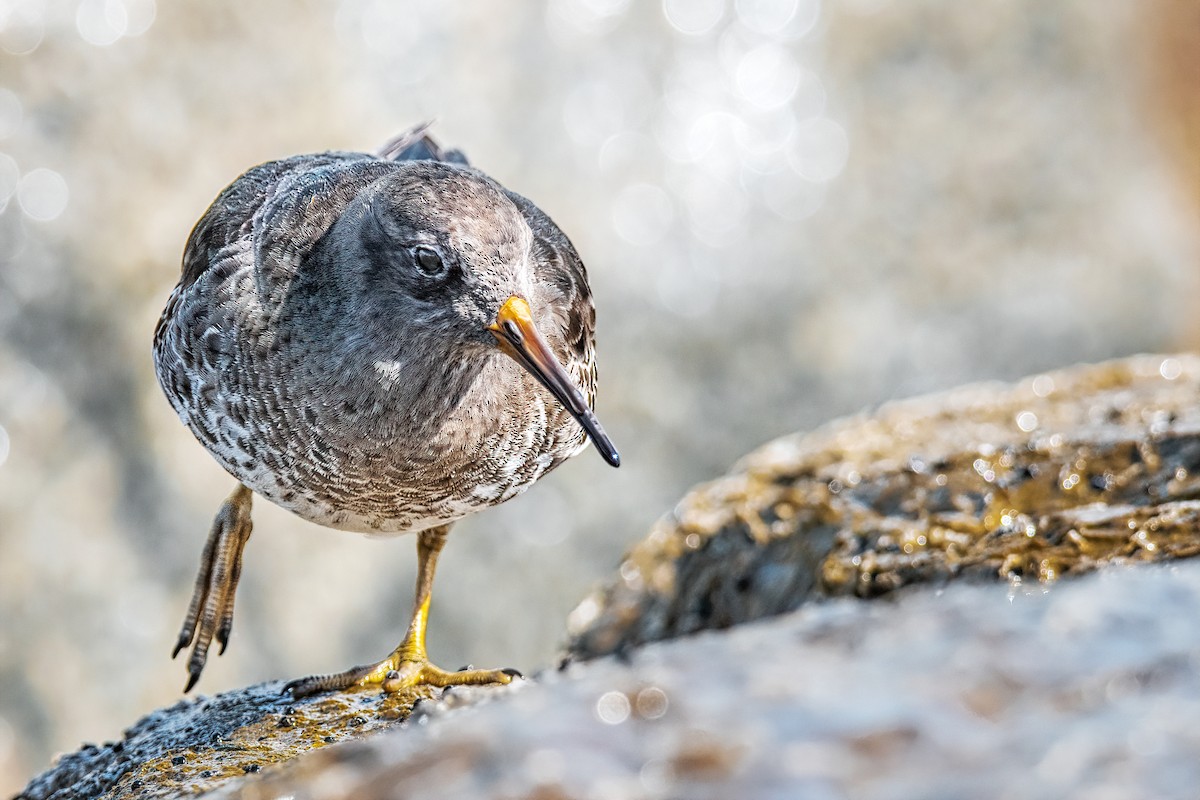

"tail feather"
[376, 122, 469, 165]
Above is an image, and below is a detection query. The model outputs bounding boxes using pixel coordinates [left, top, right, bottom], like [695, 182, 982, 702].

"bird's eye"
[413, 246, 445, 276]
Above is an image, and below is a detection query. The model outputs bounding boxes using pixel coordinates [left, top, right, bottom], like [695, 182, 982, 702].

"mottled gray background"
[1, 0, 1198, 793]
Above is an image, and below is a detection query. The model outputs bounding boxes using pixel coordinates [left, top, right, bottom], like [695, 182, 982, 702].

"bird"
[152, 124, 620, 697]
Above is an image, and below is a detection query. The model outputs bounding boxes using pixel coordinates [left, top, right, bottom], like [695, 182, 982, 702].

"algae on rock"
[568, 355, 1200, 660]
[20, 354, 1200, 800]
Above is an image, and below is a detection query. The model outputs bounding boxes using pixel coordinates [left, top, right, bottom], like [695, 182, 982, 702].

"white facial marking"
[373, 360, 402, 385]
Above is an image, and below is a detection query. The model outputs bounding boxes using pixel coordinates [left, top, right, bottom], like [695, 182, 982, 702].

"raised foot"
[174, 484, 254, 692]
[283, 658, 521, 699]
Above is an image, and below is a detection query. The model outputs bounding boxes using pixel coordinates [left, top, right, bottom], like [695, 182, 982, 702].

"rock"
[214, 562, 1200, 799]
[566, 354, 1200, 660]
[17, 354, 1200, 799]
[32, 563, 1200, 799]
[14, 682, 437, 800]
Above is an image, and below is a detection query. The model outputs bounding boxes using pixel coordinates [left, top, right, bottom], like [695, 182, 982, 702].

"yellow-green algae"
[18, 680, 437, 800]
[568, 354, 1200, 659]
[105, 686, 434, 799]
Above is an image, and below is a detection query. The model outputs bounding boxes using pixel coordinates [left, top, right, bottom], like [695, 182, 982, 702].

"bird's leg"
[284, 525, 519, 698]
[173, 483, 254, 692]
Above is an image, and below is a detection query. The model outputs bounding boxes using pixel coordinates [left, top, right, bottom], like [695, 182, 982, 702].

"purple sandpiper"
[153, 125, 619, 696]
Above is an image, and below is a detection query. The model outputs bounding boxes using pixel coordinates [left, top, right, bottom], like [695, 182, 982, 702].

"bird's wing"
[179, 153, 366, 291]
[377, 123, 470, 166]
[179, 153, 398, 306]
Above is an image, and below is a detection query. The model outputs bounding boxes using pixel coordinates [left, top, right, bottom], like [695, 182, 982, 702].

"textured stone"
[14, 682, 438, 800]
[215, 562, 1200, 800]
[567, 354, 1200, 660]
[19, 354, 1200, 799]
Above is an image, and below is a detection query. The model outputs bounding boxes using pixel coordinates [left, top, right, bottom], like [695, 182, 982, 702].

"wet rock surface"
[14, 683, 436, 800]
[23, 564, 1200, 799]
[216, 563, 1200, 800]
[17, 354, 1200, 799]
[567, 354, 1200, 660]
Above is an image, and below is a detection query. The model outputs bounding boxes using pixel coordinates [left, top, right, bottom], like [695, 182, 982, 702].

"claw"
[216, 611, 235, 655]
[174, 484, 253, 692]
[282, 665, 376, 699]
[183, 660, 204, 694]
[171, 630, 191, 660]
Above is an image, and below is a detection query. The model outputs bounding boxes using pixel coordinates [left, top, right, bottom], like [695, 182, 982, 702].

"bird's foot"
[173, 484, 254, 692]
[283, 656, 520, 698]
[282, 525, 521, 699]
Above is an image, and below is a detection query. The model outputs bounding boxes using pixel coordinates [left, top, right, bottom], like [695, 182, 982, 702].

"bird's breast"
[183, 349, 586, 535]
[156, 263, 592, 534]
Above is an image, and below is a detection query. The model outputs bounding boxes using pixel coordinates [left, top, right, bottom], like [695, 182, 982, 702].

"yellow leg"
[284, 525, 519, 698]
[174, 483, 254, 692]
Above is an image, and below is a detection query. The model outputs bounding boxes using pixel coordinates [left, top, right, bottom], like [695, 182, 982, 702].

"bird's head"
[342, 160, 619, 467]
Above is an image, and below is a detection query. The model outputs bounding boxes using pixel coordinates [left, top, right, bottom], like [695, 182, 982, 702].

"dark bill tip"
[579, 406, 620, 468]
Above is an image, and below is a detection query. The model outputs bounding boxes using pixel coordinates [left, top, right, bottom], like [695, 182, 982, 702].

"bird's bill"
[488, 295, 621, 468]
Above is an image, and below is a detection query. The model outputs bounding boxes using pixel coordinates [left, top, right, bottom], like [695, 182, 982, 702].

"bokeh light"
[0, 1, 45, 55]
[16, 167, 68, 222]
[663, 0, 725, 36]
[0, 153, 18, 213]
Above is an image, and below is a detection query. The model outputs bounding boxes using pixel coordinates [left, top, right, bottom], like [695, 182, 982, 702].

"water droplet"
[1159, 358, 1182, 380]
[1016, 411, 1038, 432]
[635, 686, 669, 719]
[1031, 374, 1055, 397]
[595, 690, 631, 724]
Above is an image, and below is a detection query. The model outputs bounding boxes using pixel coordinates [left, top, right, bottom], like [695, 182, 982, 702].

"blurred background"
[2, 0, 1199, 792]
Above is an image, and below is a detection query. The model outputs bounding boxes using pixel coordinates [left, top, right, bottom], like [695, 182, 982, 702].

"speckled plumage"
[153, 131, 600, 535]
